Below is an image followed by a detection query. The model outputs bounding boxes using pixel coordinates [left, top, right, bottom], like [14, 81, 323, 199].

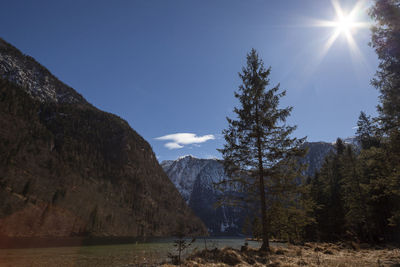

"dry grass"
[163, 242, 400, 267]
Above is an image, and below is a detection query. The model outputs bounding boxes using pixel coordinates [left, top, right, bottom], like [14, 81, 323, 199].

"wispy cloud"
[155, 133, 215, 150]
[165, 142, 184, 149]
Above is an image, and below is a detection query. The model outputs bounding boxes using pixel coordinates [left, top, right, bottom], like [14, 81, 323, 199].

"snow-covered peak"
[161, 156, 209, 203]
[178, 154, 197, 160]
[161, 156, 242, 235]
[0, 38, 87, 104]
[159, 159, 174, 169]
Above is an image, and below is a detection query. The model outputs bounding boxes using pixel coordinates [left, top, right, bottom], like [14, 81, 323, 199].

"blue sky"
[1, 0, 379, 161]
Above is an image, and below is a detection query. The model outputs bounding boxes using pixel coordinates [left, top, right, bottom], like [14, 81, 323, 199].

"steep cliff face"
[161, 156, 246, 235]
[0, 38, 206, 237]
[188, 159, 245, 235]
[162, 156, 210, 204]
[302, 142, 335, 177]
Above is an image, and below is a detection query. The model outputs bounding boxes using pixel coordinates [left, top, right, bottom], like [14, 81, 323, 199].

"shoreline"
[168, 242, 400, 266]
[0, 238, 398, 266]
[0, 235, 252, 250]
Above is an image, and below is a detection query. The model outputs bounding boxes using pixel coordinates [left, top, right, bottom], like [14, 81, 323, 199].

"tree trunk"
[256, 105, 269, 251]
[178, 242, 182, 265]
[258, 158, 269, 251]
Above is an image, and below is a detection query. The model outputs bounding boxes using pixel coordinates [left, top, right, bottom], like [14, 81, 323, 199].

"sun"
[335, 15, 355, 34]
[310, 0, 370, 61]
[328, 0, 366, 40]
[296, 0, 372, 88]
[331, 1, 358, 35]
[317, 0, 370, 42]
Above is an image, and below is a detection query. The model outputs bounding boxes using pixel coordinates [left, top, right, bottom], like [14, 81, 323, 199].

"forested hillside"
[0, 39, 206, 238]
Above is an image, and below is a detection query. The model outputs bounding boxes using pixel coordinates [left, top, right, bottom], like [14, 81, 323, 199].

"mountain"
[0, 38, 206, 238]
[0, 40, 86, 104]
[161, 156, 246, 235]
[161, 142, 338, 235]
[301, 142, 335, 177]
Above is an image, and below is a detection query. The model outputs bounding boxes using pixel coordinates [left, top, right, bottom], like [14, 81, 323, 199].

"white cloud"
[155, 133, 215, 150]
[165, 142, 184, 149]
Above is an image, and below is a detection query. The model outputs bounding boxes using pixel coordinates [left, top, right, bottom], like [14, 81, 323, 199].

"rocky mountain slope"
[301, 142, 335, 177]
[161, 142, 340, 235]
[0, 40, 86, 104]
[0, 38, 206, 237]
[161, 156, 246, 235]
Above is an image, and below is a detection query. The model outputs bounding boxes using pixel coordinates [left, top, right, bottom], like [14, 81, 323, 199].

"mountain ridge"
[0, 38, 87, 104]
[0, 38, 206, 238]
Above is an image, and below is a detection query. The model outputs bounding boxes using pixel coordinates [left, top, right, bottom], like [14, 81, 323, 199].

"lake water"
[0, 237, 264, 266]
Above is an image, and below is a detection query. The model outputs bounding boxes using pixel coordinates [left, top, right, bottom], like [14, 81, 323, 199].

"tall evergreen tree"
[218, 49, 306, 251]
[307, 172, 325, 241]
[370, 0, 400, 132]
[311, 137, 399, 242]
[311, 138, 346, 240]
[356, 111, 380, 149]
[357, 146, 398, 242]
[370, 0, 400, 242]
[342, 145, 370, 241]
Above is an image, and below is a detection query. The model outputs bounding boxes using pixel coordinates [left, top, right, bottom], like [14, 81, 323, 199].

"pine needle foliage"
[218, 49, 308, 250]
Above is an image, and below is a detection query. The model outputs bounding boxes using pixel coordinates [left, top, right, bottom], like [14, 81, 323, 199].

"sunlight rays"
[288, 0, 372, 91]
[314, 0, 370, 58]
[295, 0, 371, 89]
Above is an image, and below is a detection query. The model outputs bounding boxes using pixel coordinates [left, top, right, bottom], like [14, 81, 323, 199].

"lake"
[0, 237, 265, 266]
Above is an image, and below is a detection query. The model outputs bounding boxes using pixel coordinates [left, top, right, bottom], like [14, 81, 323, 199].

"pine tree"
[341, 145, 370, 241]
[357, 146, 397, 241]
[312, 138, 346, 240]
[167, 220, 196, 265]
[218, 49, 306, 250]
[369, 0, 400, 242]
[306, 171, 329, 241]
[356, 111, 380, 149]
[370, 0, 400, 132]
[311, 136, 399, 242]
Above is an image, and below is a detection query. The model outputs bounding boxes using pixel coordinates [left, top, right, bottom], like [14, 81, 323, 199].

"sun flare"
[335, 15, 355, 34]
[296, 0, 372, 89]
[315, 0, 370, 45]
[307, 0, 371, 71]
